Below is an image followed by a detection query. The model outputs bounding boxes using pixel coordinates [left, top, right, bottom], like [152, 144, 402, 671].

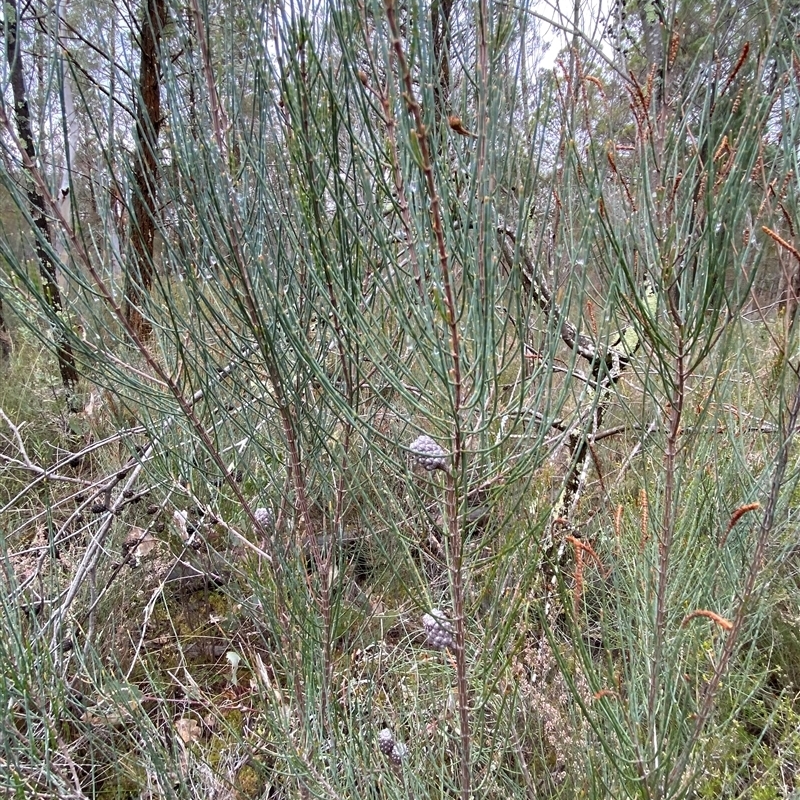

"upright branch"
[384, 0, 462, 423]
[360, 17, 426, 303]
[498, 230, 654, 596]
[124, 0, 167, 339]
[431, 0, 453, 124]
[384, 1, 468, 796]
[3, 0, 78, 392]
[186, 2, 321, 717]
[279, 27, 356, 720]
[475, 0, 489, 304]
[646, 338, 685, 786]
[188, 0, 228, 153]
[187, 0, 315, 554]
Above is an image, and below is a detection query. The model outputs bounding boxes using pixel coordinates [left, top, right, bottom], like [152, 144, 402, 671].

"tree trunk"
[56, 62, 79, 271]
[124, 0, 167, 339]
[0, 295, 10, 360]
[4, 0, 79, 390]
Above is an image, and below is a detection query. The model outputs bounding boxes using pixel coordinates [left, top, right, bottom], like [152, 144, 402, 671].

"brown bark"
[124, 0, 167, 339]
[4, 0, 78, 389]
[0, 295, 10, 360]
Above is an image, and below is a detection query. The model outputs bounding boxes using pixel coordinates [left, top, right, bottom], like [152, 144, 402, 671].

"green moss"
[235, 762, 267, 797]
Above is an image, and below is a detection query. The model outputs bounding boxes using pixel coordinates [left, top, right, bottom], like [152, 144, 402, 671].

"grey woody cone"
[377, 728, 395, 755]
[390, 741, 407, 764]
[422, 609, 454, 650]
[254, 507, 275, 530]
[409, 435, 448, 472]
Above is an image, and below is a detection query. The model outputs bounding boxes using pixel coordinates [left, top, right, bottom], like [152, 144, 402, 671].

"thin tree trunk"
[56, 61, 79, 270]
[4, 0, 78, 390]
[108, 11, 124, 290]
[124, 0, 166, 339]
[0, 295, 10, 360]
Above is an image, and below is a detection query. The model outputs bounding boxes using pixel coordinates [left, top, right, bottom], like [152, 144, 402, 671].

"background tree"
[123, 0, 167, 338]
[3, 0, 78, 392]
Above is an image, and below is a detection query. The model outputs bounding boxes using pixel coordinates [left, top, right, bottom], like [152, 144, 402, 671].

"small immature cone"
[422, 609, 454, 650]
[378, 728, 395, 755]
[254, 507, 275, 531]
[390, 741, 407, 764]
[409, 435, 448, 472]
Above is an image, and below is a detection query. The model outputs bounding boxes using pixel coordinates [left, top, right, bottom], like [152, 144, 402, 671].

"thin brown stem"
[475, 0, 489, 307]
[384, 3, 468, 794]
[188, 0, 227, 154]
[647, 343, 685, 790]
[445, 469, 470, 800]
[187, 3, 335, 717]
[385, 0, 462, 420]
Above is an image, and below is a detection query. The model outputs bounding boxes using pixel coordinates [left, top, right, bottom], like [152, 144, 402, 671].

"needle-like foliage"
[0, 0, 799, 797]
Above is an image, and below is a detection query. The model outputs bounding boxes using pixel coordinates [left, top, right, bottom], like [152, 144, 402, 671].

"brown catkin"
[722, 41, 750, 96]
[682, 609, 733, 631]
[585, 75, 606, 96]
[713, 135, 729, 162]
[720, 501, 761, 545]
[763, 226, 800, 265]
[639, 489, 649, 549]
[668, 32, 680, 68]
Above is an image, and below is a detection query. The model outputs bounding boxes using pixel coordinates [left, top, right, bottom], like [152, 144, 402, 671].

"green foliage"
[0, 0, 799, 797]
